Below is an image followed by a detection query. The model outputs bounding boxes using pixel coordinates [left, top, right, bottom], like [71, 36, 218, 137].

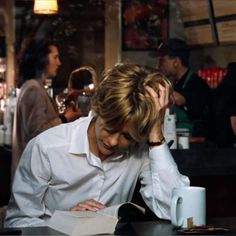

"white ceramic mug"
[171, 186, 206, 228]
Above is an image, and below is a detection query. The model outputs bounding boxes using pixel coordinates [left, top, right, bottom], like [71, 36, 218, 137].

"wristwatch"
[147, 137, 165, 146]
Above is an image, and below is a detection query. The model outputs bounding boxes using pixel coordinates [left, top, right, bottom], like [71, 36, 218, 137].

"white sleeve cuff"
[149, 143, 176, 170]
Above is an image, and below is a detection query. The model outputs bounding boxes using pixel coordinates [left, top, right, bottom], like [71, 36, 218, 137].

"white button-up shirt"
[5, 117, 189, 227]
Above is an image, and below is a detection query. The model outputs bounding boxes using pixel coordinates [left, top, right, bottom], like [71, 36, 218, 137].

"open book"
[48, 202, 145, 236]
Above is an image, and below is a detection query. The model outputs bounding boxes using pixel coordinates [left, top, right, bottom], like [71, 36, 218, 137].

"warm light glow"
[34, 0, 58, 14]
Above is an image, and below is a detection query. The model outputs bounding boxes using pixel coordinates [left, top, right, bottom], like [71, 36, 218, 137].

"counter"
[172, 147, 236, 176]
[4, 217, 236, 235]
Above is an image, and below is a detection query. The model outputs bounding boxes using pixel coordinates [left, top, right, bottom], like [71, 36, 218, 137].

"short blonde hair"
[91, 64, 171, 142]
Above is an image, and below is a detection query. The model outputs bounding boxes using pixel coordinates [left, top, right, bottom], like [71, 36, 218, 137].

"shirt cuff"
[149, 143, 176, 170]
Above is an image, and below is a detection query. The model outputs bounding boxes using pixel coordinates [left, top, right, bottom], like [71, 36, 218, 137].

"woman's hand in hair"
[145, 84, 170, 143]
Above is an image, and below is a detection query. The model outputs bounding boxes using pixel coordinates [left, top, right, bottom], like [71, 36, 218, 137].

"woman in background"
[57, 66, 98, 114]
[68, 66, 98, 94]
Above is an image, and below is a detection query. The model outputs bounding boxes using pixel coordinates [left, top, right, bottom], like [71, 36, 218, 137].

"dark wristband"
[147, 137, 165, 147]
[59, 114, 67, 123]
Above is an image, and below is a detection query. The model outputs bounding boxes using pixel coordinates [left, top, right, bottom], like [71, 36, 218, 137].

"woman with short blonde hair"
[5, 63, 189, 228]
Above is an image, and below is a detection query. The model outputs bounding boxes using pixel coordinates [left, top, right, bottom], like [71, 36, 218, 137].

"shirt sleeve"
[139, 143, 190, 220]
[19, 85, 61, 141]
[4, 137, 51, 227]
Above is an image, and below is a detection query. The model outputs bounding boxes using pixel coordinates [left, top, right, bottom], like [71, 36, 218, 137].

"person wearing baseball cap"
[158, 38, 209, 136]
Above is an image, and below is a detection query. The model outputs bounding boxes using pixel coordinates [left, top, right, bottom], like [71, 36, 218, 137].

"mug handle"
[171, 195, 183, 227]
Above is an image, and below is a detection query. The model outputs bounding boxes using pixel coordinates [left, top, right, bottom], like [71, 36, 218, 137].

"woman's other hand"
[70, 199, 105, 211]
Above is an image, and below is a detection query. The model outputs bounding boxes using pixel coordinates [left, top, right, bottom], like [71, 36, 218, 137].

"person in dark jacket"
[158, 38, 210, 136]
[208, 62, 236, 147]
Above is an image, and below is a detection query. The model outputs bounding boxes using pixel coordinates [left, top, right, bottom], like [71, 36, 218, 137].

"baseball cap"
[157, 38, 189, 58]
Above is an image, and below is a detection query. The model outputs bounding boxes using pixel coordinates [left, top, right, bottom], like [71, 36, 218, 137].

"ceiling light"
[33, 0, 58, 14]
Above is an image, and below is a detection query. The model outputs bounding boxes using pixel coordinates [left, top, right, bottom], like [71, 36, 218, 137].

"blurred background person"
[208, 62, 236, 147]
[12, 38, 80, 178]
[68, 66, 98, 94]
[56, 66, 98, 115]
[158, 38, 210, 137]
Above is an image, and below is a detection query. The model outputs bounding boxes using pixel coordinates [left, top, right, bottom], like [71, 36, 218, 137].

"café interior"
[1, 0, 236, 234]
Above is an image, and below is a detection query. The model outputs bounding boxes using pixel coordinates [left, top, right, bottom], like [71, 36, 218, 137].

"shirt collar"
[68, 116, 93, 156]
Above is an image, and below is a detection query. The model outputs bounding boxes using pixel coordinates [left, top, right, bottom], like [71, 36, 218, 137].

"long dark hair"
[17, 38, 57, 88]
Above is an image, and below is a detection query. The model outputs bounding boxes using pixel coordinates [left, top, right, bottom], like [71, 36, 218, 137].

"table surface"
[2, 217, 236, 235]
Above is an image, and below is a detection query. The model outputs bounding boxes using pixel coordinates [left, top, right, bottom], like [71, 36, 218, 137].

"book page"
[98, 202, 145, 218]
[63, 210, 102, 218]
[98, 203, 123, 217]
